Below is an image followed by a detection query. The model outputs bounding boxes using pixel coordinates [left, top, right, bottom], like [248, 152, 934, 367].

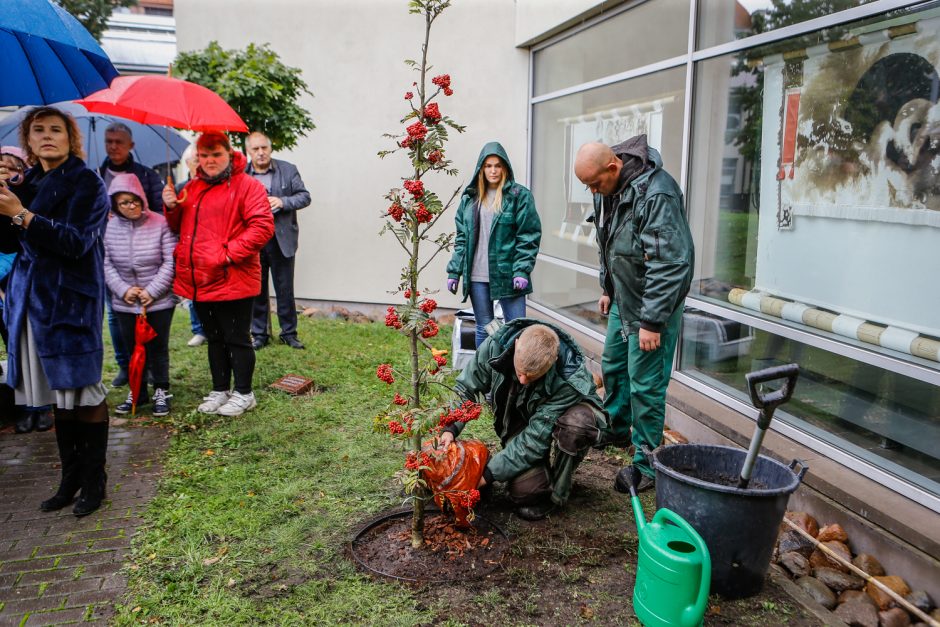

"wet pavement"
[0, 422, 168, 625]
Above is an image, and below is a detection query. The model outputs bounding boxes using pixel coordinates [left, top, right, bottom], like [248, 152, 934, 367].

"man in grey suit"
[246, 131, 312, 350]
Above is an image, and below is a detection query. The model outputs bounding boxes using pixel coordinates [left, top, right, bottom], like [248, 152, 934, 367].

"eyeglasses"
[117, 199, 142, 208]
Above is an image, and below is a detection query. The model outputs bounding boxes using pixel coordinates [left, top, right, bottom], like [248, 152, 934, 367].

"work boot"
[40, 412, 82, 512]
[516, 499, 559, 521]
[614, 466, 655, 494]
[73, 404, 109, 517]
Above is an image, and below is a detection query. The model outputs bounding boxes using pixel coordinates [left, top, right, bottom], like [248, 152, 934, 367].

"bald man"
[574, 136, 693, 493]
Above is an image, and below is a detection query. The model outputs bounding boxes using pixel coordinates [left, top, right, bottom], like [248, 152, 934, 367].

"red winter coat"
[166, 151, 274, 302]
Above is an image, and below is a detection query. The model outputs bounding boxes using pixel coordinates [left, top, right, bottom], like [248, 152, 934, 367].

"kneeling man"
[439, 320, 607, 520]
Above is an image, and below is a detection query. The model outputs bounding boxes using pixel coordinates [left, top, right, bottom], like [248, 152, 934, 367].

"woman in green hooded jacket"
[446, 142, 541, 347]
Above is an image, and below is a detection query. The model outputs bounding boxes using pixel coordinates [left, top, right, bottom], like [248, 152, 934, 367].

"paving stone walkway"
[0, 423, 169, 626]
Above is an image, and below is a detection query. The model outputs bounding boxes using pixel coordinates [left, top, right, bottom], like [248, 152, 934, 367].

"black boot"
[73, 404, 109, 517]
[15, 410, 36, 434]
[40, 412, 82, 511]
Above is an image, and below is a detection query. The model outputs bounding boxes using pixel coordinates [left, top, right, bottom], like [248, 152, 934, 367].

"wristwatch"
[11, 209, 28, 227]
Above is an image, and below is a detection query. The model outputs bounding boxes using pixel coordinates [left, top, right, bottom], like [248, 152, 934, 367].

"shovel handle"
[745, 363, 799, 411]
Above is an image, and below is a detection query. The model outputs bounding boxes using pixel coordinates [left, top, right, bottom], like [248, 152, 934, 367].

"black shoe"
[614, 467, 655, 494]
[252, 337, 269, 351]
[152, 388, 170, 417]
[34, 409, 54, 432]
[111, 369, 129, 387]
[516, 500, 559, 521]
[15, 411, 36, 434]
[114, 391, 135, 415]
[281, 336, 305, 350]
[40, 416, 82, 512]
[592, 430, 632, 450]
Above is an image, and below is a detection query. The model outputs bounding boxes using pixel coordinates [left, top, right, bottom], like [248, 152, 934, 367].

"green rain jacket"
[448, 319, 606, 483]
[446, 142, 542, 301]
[593, 143, 694, 339]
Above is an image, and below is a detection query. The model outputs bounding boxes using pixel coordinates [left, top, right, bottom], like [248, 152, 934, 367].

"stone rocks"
[817, 523, 849, 543]
[814, 566, 864, 592]
[796, 576, 838, 610]
[904, 590, 933, 614]
[854, 553, 886, 577]
[784, 511, 819, 538]
[834, 598, 879, 627]
[866, 576, 912, 611]
[878, 608, 911, 627]
[809, 540, 852, 573]
[778, 529, 815, 557]
[779, 551, 810, 578]
[840, 590, 877, 608]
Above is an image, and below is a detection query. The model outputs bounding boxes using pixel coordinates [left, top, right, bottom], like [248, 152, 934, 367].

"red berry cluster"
[385, 306, 402, 329]
[415, 203, 432, 223]
[421, 319, 439, 338]
[438, 400, 483, 428]
[399, 137, 413, 149]
[388, 420, 405, 434]
[423, 103, 441, 124]
[404, 288, 419, 299]
[388, 203, 404, 222]
[419, 299, 437, 313]
[459, 489, 481, 509]
[404, 451, 434, 470]
[433, 354, 447, 368]
[432, 74, 453, 96]
[393, 393, 408, 406]
[406, 120, 428, 142]
[427, 150, 442, 164]
[376, 363, 395, 384]
[403, 179, 424, 198]
[404, 91, 413, 100]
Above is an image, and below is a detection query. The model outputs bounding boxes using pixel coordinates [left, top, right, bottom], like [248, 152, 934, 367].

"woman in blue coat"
[0, 106, 111, 517]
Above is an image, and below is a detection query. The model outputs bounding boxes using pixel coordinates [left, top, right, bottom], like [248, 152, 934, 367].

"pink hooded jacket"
[103, 173, 178, 313]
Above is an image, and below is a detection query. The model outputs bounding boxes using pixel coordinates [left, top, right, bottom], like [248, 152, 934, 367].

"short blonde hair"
[514, 325, 559, 378]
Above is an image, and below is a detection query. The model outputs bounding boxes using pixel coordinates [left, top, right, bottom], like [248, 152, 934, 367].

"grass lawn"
[109, 309, 814, 626]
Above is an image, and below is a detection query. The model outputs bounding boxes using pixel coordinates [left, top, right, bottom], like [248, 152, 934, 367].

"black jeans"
[251, 240, 298, 341]
[195, 297, 255, 394]
[115, 307, 174, 398]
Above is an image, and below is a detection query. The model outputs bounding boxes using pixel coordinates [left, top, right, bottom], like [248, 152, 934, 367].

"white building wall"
[515, 0, 614, 46]
[174, 0, 528, 308]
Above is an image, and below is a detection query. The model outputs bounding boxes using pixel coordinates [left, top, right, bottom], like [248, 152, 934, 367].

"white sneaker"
[187, 334, 207, 347]
[198, 391, 230, 414]
[217, 391, 257, 417]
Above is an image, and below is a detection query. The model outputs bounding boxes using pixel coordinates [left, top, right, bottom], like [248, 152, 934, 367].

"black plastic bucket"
[651, 444, 807, 599]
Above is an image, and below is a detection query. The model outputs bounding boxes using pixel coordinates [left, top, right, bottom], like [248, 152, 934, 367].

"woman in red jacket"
[162, 131, 274, 417]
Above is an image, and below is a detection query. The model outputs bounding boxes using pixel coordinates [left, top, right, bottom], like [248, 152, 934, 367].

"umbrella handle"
[165, 174, 188, 204]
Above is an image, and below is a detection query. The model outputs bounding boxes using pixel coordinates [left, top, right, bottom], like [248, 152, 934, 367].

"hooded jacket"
[165, 151, 274, 302]
[103, 173, 178, 314]
[446, 142, 541, 301]
[449, 319, 606, 483]
[4, 155, 109, 390]
[592, 137, 694, 337]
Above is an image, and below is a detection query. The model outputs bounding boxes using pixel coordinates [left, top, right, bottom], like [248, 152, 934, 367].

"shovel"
[738, 363, 800, 489]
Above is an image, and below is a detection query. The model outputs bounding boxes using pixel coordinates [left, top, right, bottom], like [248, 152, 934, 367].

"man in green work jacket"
[574, 136, 694, 493]
[438, 320, 607, 521]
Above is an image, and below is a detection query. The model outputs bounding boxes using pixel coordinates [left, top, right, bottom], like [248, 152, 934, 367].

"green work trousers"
[601, 303, 683, 477]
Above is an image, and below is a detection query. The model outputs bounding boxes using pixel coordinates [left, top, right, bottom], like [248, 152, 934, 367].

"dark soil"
[360, 449, 825, 626]
[351, 510, 509, 582]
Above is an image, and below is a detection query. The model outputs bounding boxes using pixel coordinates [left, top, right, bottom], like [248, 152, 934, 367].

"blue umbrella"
[0, 102, 191, 170]
[0, 0, 119, 106]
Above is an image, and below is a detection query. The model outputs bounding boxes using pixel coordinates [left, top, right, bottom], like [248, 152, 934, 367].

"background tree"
[173, 42, 315, 151]
[57, 0, 137, 41]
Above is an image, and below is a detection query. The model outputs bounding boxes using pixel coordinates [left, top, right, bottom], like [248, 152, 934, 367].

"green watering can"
[629, 467, 711, 627]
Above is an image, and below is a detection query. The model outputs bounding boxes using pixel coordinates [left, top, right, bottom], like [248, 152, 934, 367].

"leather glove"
[512, 277, 529, 291]
[447, 278, 458, 294]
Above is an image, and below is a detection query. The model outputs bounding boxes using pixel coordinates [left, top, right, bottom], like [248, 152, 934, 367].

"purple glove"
[447, 278, 458, 294]
[512, 277, 529, 291]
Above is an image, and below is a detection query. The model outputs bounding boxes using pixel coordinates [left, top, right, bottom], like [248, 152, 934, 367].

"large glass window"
[532, 0, 690, 96]
[531, 67, 686, 268]
[683, 5, 940, 495]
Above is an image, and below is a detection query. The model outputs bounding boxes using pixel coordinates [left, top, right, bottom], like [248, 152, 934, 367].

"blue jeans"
[105, 297, 129, 369]
[468, 281, 526, 348]
[189, 303, 204, 336]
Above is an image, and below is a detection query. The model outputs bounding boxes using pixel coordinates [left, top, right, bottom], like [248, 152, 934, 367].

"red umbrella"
[129, 311, 158, 415]
[76, 75, 248, 132]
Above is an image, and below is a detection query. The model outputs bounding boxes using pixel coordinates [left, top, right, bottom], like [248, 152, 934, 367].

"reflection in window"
[531, 68, 687, 269]
[680, 320, 940, 497]
[687, 7, 940, 369]
[530, 262, 607, 335]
